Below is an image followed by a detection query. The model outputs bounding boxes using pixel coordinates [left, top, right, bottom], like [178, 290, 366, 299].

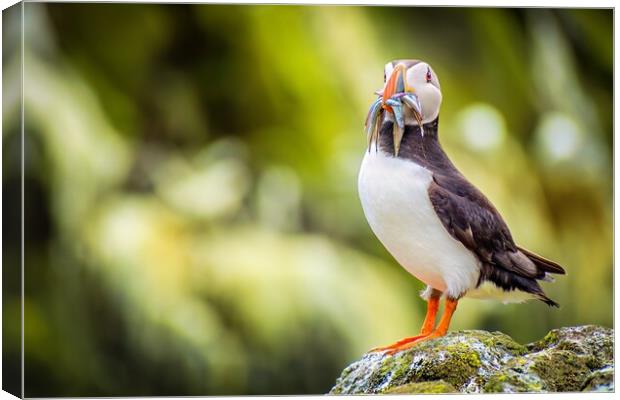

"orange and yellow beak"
[366, 62, 423, 156]
[382, 63, 408, 112]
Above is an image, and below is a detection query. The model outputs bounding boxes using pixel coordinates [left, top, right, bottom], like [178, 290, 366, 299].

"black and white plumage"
[358, 60, 565, 308]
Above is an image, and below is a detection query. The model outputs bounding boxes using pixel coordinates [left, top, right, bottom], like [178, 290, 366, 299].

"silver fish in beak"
[365, 63, 424, 156]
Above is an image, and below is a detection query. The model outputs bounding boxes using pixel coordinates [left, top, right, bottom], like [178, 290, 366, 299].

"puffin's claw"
[370, 332, 446, 355]
[369, 334, 429, 354]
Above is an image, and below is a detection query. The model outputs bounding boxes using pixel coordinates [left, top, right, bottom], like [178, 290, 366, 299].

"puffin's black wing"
[428, 173, 565, 306]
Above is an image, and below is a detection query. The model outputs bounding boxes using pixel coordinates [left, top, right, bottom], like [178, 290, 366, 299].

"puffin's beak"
[381, 64, 409, 155]
[368, 64, 424, 155]
[382, 64, 406, 113]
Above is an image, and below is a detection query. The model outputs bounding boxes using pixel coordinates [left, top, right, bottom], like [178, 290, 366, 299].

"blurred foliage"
[2, 3, 612, 396]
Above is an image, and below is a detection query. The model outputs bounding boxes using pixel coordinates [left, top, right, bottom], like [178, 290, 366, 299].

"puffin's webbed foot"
[380, 331, 443, 355]
[369, 333, 431, 353]
[370, 296, 459, 356]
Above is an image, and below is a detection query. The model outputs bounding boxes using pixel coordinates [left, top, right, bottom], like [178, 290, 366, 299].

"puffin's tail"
[537, 293, 560, 308]
[517, 246, 566, 275]
[517, 246, 565, 308]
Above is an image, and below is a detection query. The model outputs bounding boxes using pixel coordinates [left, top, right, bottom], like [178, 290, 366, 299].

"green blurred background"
[2, 3, 612, 396]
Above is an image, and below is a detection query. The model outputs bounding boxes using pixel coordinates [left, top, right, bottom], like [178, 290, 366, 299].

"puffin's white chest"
[358, 150, 480, 298]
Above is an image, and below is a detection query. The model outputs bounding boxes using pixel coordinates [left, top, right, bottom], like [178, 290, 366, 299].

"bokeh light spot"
[535, 112, 583, 162]
[457, 103, 506, 152]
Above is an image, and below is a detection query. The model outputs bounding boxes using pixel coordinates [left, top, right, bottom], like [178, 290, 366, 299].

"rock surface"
[330, 325, 613, 394]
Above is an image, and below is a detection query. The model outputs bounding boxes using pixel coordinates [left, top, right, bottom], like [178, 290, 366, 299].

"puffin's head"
[365, 59, 442, 155]
[381, 59, 442, 125]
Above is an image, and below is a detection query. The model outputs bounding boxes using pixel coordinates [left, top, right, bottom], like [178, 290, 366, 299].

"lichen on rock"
[329, 325, 613, 394]
[383, 380, 457, 394]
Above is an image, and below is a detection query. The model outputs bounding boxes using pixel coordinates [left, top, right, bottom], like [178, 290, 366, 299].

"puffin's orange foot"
[370, 334, 429, 353]
[383, 331, 445, 355]
[371, 296, 457, 355]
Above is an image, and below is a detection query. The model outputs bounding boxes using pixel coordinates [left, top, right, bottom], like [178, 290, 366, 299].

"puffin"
[358, 60, 565, 354]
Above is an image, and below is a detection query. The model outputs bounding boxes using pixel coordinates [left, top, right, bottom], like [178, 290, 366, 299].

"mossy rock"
[383, 380, 457, 394]
[329, 325, 613, 394]
[581, 366, 614, 392]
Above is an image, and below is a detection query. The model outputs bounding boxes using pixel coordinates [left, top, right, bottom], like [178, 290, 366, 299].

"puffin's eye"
[426, 68, 432, 83]
[383, 71, 387, 82]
